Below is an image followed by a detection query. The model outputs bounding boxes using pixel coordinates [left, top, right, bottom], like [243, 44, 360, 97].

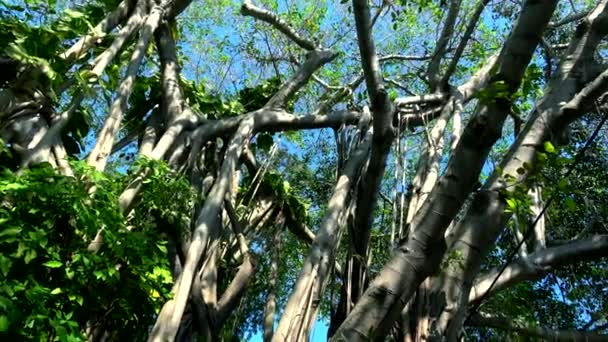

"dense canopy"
[1, 0, 608, 341]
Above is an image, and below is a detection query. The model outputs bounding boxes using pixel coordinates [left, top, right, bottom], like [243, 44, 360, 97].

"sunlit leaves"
[0, 160, 188, 340]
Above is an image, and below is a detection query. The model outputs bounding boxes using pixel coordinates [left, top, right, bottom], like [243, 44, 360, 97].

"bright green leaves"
[544, 141, 556, 154]
[5, 43, 57, 81]
[475, 80, 512, 104]
[43, 261, 63, 268]
[0, 160, 182, 340]
[0, 315, 8, 332]
[0, 1, 107, 87]
[0, 256, 11, 277]
[504, 195, 532, 215]
[512, 63, 544, 115]
[133, 157, 195, 231]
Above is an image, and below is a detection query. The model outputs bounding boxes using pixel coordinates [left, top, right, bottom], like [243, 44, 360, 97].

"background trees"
[1, 0, 607, 340]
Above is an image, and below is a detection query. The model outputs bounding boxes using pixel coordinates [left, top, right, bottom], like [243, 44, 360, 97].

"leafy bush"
[0, 160, 192, 341]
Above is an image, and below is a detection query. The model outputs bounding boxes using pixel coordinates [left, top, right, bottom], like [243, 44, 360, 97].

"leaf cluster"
[0, 160, 192, 341]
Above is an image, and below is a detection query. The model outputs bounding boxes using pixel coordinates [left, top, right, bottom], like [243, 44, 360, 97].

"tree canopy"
[1, 0, 608, 341]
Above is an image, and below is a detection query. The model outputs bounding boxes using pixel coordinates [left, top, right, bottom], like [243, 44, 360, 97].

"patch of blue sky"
[248, 318, 329, 342]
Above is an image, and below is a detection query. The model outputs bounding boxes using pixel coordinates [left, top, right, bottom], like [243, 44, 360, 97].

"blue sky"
[3, 0, 605, 338]
[249, 319, 329, 342]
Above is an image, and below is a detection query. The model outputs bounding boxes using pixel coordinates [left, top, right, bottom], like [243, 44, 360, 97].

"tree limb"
[334, 1, 559, 339]
[469, 235, 608, 304]
[62, 0, 133, 61]
[273, 132, 372, 342]
[468, 312, 608, 341]
[440, 0, 490, 86]
[427, 0, 461, 89]
[241, 0, 317, 51]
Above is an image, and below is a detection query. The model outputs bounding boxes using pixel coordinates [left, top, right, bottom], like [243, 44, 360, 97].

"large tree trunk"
[420, 3, 608, 340]
[333, 1, 559, 339]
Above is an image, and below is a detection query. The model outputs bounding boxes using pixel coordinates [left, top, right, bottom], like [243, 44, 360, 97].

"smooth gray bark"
[469, 235, 608, 304]
[469, 313, 608, 341]
[272, 132, 371, 342]
[333, 1, 558, 339]
[434, 2, 608, 339]
[88, 6, 163, 171]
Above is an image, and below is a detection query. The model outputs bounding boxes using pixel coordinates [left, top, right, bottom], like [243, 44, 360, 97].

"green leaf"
[282, 181, 291, 195]
[557, 179, 569, 191]
[0, 315, 8, 332]
[65, 268, 74, 280]
[93, 270, 105, 280]
[544, 141, 556, 154]
[0, 256, 11, 276]
[24, 249, 37, 264]
[43, 260, 62, 268]
[50, 288, 62, 295]
[536, 152, 548, 162]
[0, 227, 21, 237]
[565, 197, 577, 211]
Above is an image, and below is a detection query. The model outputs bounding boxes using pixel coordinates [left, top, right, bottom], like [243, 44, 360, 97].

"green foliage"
[241, 170, 309, 225]
[474, 80, 512, 104]
[180, 76, 284, 119]
[0, 160, 192, 341]
[237, 77, 282, 112]
[0, 1, 109, 85]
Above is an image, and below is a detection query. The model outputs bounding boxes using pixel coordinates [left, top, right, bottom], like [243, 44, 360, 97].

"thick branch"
[469, 235, 608, 303]
[62, 0, 133, 61]
[469, 313, 608, 341]
[427, 0, 461, 89]
[265, 49, 336, 108]
[352, 0, 393, 130]
[88, 6, 163, 171]
[334, 1, 558, 339]
[90, 1, 147, 77]
[241, 0, 316, 51]
[273, 133, 372, 342]
[432, 2, 608, 339]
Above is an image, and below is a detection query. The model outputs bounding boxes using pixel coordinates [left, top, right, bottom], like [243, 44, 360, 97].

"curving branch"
[427, 0, 461, 90]
[241, 0, 317, 51]
[88, 6, 164, 171]
[547, 10, 590, 30]
[273, 132, 371, 342]
[469, 235, 608, 304]
[468, 312, 608, 341]
[440, 0, 490, 86]
[62, 0, 134, 61]
[215, 200, 258, 327]
[562, 64, 608, 115]
[334, 1, 559, 339]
